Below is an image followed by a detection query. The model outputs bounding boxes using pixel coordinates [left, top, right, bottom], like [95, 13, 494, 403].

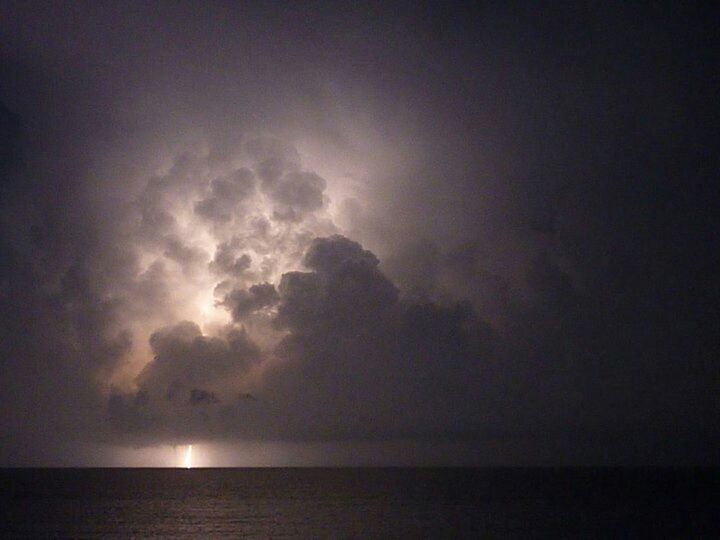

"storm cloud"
[0, 2, 717, 465]
[107, 234, 492, 444]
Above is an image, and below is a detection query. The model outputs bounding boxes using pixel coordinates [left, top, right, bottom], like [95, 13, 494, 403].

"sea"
[1, 468, 718, 538]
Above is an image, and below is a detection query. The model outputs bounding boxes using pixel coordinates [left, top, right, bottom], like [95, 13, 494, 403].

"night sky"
[0, 2, 717, 466]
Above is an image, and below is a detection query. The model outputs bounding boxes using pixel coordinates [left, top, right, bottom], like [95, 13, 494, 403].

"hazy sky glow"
[0, 2, 717, 466]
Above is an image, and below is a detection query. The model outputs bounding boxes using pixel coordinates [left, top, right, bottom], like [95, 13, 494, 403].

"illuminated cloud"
[0, 2, 716, 465]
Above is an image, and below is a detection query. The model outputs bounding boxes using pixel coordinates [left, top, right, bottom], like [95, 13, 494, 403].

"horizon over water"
[2, 467, 718, 537]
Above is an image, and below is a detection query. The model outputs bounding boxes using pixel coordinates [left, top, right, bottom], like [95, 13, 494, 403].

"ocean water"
[1, 467, 718, 538]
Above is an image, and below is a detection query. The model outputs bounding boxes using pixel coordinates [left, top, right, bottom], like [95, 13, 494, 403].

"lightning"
[184, 444, 193, 468]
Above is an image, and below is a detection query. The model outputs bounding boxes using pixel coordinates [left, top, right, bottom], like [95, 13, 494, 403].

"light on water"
[1, 469, 715, 536]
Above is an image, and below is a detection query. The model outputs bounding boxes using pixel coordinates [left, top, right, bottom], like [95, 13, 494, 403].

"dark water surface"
[1, 468, 718, 538]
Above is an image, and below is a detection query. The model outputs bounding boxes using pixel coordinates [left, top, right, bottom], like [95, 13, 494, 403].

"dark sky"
[0, 1, 717, 466]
